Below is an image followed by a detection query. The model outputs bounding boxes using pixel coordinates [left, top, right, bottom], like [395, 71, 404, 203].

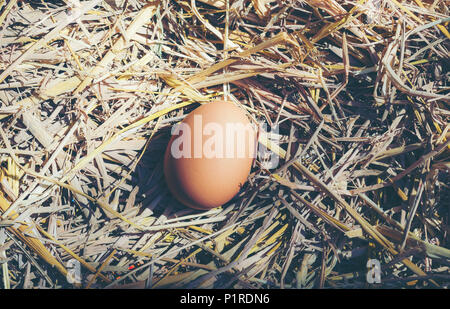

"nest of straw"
[0, 0, 449, 289]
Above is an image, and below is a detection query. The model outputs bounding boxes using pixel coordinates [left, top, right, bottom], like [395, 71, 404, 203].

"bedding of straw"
[0, 0, 449, 289]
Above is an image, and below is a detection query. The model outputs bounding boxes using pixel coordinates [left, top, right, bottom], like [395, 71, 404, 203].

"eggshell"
[164, 101, 257, 210]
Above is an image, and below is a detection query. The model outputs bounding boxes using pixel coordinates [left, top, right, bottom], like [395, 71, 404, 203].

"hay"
[0, 0, 449, 289]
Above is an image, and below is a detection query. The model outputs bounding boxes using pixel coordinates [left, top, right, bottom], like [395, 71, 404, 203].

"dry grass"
[0, 0, 449, 289]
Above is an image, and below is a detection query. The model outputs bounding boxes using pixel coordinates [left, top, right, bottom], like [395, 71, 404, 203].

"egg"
[164, 100, 257, 210]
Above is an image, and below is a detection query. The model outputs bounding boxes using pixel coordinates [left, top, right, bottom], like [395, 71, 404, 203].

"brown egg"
[164, 100, 257, 210]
